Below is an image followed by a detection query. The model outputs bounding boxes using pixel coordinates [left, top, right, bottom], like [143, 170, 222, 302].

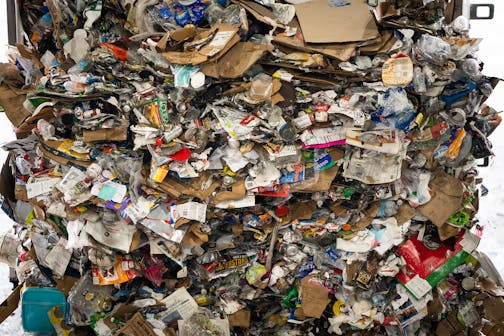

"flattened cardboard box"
[273, 18, 356, 62]
[294, 0, 379, 43]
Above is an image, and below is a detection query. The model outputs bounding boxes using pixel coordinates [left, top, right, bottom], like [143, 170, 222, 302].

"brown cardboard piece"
[273, 18, 356, 62]
[213, 180, 247, 204]
[481, 295, 504, 323]
[435, 311, 464, 336]
[15, 105, 55, 138]
[274, 35, 356, 62]
[114, 312, 157, 336]
[55, 275, 79, 296]
[228, 309, 251, 328]
[483, 323, 504, 336]
[294, 0, 379, 43]
[290, 200, 317, 220]
[301, 276, 328, 318]
[345, 260, 361, 283]
[162, 24, 239, 65]
[103, 303, 141, 329]
[0, 284, 21, 324]
[156, 173, 220, 200]
[360, 30, 396, 54]
[83, 127, 128, 142]
[437, 223, 460, 241]
[427, 291, 444, 319]
[373, 1, 401, 22]
[156, 26, 198, 52]
[0, 63, 33, 127]
[290, 163, 339, 193]
[395, 203, 416, 225]
[201, 42, 273, 78]
[16, 44, 44, 70]
[354, 202, 380, 231]
[478, 276, 504, 297]
[418, 170, 464, 228]
[182, 223, 209, 247]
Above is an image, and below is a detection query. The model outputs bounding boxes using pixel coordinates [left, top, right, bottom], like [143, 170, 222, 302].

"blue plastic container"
[21, 287, 66, 333]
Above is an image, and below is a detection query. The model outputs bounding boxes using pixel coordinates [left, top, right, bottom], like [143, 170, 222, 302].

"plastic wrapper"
[414, 34, 452, 66]
[67, 272, 115, 326]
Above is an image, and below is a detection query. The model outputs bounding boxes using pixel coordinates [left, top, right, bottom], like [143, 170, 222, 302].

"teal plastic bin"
[21, 287, 67, 333]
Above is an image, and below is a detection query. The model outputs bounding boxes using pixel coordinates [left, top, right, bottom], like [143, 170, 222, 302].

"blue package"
[441, 80, 477, 105]
[315, 152, 335, 172]
[279, 169, 305, 184]
[297, 257, 317, 279]
[174, 4, 192, 26]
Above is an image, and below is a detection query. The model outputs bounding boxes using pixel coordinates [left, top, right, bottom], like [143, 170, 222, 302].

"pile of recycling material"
[1, 0, 504, 335]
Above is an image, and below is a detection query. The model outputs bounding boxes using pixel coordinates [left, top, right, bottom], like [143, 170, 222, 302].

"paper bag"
[301, 276, 328, 318]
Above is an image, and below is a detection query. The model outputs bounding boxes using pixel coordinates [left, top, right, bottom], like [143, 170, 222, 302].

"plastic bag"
[414, 34, 451, 66]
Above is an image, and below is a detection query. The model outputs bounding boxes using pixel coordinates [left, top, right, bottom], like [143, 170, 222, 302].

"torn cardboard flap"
[301, 276, 328, 318]
[437, 222, 460, 241]
[182, 223, 209, 247]
[418, 170, 464, 228]
[395, 203, 416, 225]
[155, 172, 220, 200]
[289, 200, 317, 220]
[201, 42, 273, 78]
[373, 1, 401, 23]
[360, 30, 397, 54]
[228, 309, 251, 328]
[294, 0, 379, 43]
[0, 63, 33, 128]
[481, 295, 504, 323]
[233, 0, 286, 28]
[273, 35, 356, 62]
[354, 202, 380, 231]
[15, 105, 55, 138]
[0, 284, 21, 324]
[213, 180, 247, 204]
[157, 25, 198, 52]
[83, 127, 128, 142]
[162, 24, 240, 65]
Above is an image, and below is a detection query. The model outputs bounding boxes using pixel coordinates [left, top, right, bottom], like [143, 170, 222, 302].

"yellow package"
[48, 306, 75, 336]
